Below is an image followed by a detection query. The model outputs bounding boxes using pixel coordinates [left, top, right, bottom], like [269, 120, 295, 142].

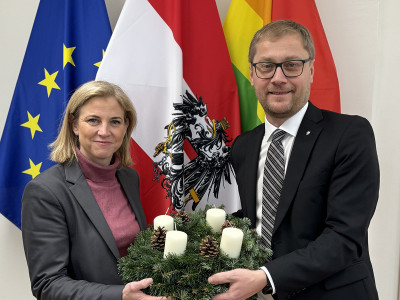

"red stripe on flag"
[129, 139, 172, 225]
[272, 0, 340, 113]
[148, 0, 241, 138]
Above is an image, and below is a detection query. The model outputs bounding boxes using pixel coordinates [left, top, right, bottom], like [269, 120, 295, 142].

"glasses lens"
[255, 63, 275, 79]
[282, 61, 304, 77]
[254, 60, 307, 79]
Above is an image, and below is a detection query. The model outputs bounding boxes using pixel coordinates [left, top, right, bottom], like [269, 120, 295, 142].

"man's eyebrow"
[256, 55, 304, 62]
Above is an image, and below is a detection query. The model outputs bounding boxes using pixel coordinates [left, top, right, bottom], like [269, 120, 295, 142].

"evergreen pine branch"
[118, 205, 272, 299]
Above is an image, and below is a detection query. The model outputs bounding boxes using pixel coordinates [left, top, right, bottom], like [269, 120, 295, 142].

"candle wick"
[174, 223, 177, 231]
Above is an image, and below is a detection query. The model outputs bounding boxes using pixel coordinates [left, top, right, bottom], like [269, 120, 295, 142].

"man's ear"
[309, 58, 315, 84]
[249, 63, 255, 86]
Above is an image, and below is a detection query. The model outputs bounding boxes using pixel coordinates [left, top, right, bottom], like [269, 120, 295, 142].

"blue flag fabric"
[0, 0, 111, 228]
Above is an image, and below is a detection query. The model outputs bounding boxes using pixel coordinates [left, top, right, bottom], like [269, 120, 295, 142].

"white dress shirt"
[257, 102, 308, 299]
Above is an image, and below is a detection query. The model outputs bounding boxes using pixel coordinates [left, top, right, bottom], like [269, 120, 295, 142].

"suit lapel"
[241, 125, 265, 227]
[65, 160, 121, 259]
[273, 103, 324, 232]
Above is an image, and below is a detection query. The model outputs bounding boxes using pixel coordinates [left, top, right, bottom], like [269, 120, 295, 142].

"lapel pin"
[306, 131, 311, 135]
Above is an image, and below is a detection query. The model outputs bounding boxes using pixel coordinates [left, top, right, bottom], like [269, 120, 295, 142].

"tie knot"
[271, 129, 286, 142]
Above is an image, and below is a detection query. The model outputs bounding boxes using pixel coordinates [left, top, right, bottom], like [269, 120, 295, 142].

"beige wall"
[1, 0, 399, 299]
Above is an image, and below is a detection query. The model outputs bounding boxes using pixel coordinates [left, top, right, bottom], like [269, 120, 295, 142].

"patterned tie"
[262, 129, 286, 248]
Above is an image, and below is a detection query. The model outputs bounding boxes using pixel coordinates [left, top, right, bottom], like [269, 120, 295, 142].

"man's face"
[249, 33, 314, 127]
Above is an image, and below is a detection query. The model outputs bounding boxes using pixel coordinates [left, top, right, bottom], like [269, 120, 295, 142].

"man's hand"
[122, 278, 167, 300]
[208, 269, 267, 300]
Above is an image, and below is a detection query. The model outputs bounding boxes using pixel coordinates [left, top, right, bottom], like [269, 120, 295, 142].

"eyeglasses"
[252, 58, 312, 79]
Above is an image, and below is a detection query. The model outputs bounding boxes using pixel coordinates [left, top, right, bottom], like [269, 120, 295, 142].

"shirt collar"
[264, 102, 308, 140]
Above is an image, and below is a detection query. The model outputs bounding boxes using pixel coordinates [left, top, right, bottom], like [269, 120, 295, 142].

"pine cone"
[200, 236, 219, 258]
[151, 226, 167, 251]
[220, 220, 236, 233]
[175, 211, 190, 225]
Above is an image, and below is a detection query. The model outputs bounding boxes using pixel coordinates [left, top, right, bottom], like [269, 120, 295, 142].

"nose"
[98, 123, 110, 136]
[271, 65, 287, 83]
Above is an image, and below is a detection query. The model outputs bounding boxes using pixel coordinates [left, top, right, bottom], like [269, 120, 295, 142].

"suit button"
[287, 292, 295, 299]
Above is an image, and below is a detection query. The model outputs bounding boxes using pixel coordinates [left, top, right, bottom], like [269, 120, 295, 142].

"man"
[208, 20, 379, 300]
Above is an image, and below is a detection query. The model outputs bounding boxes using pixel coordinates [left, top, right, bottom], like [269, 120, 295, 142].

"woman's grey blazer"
[21, 159, 147, 300]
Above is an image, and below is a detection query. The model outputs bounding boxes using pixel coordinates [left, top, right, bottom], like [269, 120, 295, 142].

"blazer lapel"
[117, 169, 147, 230]
[65, 160, 121, 259]
[273, 103, 323, 232]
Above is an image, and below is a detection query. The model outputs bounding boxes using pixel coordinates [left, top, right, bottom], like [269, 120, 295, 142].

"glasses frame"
[252, 57, 313, 79]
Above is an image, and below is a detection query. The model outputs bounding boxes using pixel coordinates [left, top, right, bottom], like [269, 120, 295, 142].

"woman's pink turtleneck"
[76, 148, 140, 257]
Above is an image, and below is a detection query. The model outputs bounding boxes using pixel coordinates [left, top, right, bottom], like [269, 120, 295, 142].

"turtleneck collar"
[76, 147, 120, 183]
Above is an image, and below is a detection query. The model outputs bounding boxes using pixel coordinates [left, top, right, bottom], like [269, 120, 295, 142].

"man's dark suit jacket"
[231, 102, 379, 300]
[21, 159, 147, 300]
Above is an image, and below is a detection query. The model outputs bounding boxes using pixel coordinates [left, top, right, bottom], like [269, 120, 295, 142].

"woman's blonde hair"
[49, 80, 137, 167]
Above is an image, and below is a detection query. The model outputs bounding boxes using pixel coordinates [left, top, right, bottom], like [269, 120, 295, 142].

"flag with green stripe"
[223, 0, 272, 132]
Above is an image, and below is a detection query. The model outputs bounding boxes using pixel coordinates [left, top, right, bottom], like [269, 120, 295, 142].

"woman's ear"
[125, 117, 129, 131]
[70, 114, 79, 135]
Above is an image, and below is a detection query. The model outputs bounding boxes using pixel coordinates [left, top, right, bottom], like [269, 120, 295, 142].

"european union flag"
[0, 0, 111, 228]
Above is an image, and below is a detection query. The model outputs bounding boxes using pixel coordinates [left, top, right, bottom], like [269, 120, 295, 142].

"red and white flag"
[97, 0, 241, 224]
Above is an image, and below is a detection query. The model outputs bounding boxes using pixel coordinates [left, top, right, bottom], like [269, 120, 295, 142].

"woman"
[21, 80, 162, 300]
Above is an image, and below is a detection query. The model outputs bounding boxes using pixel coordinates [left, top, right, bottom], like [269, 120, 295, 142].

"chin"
[93, 152, 113, 161]
[268, 102, 292, 113]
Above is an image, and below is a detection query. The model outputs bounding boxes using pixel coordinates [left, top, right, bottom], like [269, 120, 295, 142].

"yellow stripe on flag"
[256, 100, 265, 122]
[223, 0, 263, 81]
[223, 0, 273, 126]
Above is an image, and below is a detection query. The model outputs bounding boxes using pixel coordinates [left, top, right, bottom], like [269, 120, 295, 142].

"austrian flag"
[96, 0, 241, 223]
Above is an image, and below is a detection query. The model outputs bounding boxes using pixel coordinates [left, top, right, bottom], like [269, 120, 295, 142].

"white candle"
[220, 227, 244, 259]
[153, 215, 174, 231]
[206, 208, 226, 232]
[163, 230, 188, 258]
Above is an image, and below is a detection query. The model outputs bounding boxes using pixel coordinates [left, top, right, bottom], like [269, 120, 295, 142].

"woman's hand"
[122, 278, 166, 300]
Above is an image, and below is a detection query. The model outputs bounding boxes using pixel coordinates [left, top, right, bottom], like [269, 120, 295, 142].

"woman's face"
[72, 96, 128, 166]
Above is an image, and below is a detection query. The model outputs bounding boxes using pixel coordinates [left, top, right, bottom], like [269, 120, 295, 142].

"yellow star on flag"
[38, 68, 60, 97]
[63, 44, 76, 69]
[94, 49, 106, 67]
[21, 111, 43, 139]
[22, 159, 42, 179]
